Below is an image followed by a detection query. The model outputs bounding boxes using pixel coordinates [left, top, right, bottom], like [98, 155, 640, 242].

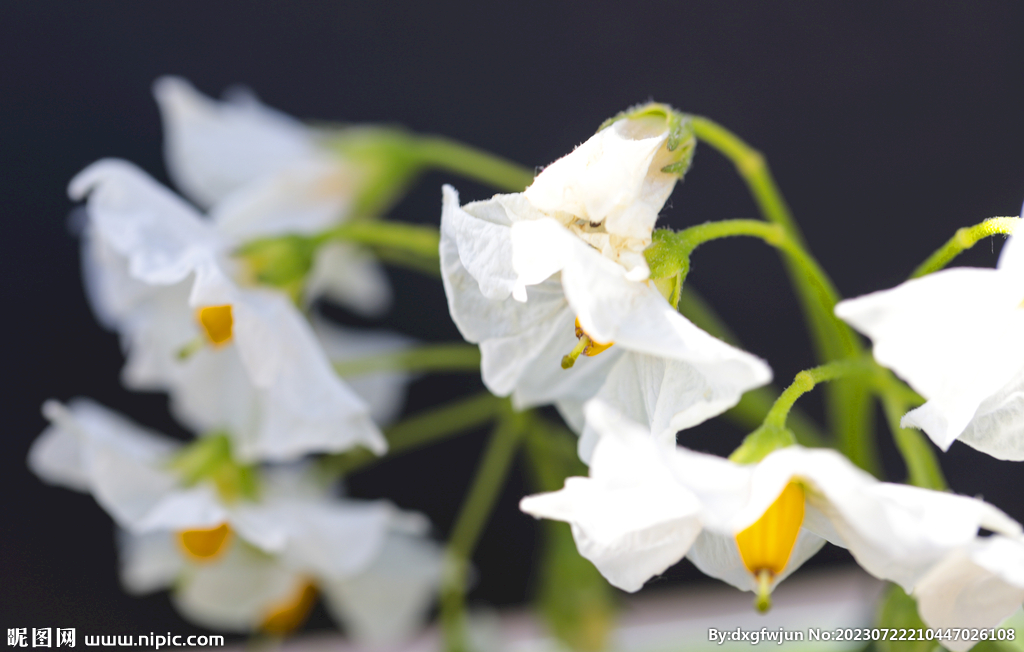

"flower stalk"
[909, 216, 1019, 278]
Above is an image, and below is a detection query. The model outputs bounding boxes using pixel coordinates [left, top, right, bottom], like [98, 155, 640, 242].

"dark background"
[4, 0, 1024, 638]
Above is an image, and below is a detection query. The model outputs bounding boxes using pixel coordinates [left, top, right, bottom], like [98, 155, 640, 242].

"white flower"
[913, 535, 1024, 651]
[153, 76, 390, 315]
[520, 402, 1021, 609]
[835, 235, 1024, 460]
[440, 114, 771, 459]
[73, 159, 388, 461]
[30, 399, 442, 641]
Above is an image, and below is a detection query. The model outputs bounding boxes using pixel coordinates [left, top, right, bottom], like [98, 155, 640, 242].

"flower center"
[734, 481, 805, 612]
[260, 581, 317, 635]
[177, 523, 232, 562]
[561, 318, 614, 369]
[197, 305, 234, 346]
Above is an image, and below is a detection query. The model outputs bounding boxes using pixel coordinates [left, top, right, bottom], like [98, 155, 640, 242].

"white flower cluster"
[30, 78, 440, 642]
[439, 107, 1024, 646]
[29, 80, 1024, 649]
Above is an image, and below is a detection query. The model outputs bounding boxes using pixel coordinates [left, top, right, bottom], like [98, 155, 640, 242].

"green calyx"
[236, 234, 319, 301]
[598, 102, 696, 178]
[169, 433, 259, 503]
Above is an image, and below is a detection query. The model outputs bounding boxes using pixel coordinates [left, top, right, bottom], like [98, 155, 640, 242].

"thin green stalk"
[763, 359, 872, 429]
[689, 116, 873, 473]
[731, 358, 873, 464]
[332, 343, 481, 377]
[441, 411, 526, 652]
[320, 392, 502, 476]
[411, 135, 536, 193]
[317, 220, 440, 259]
[910, 216, 1019, 278]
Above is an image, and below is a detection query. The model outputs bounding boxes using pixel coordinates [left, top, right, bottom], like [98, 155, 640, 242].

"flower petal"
[153, 76, 317, 209]
[319, 533, 443, 644]
[117, 530, 185, 595]
[914, 536, 1024, 650]
[836, 268, 1024, 451]
[520, 405, 703, 592]
[304, 242, 392, 317]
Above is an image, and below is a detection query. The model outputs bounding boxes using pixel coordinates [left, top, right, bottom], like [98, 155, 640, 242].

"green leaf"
[876, 584, 940, 652]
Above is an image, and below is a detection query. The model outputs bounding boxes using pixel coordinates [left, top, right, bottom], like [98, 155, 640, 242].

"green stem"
[909, 216, 1019, 278]
[689, 116, 874, 473]
[332, 343, 481, 377]
[730, 358, 873, 464]
[317, 220, 440, 260]
[876, 374, 947, 490]
[411, 135, 536, 193]
[441, 411, 526, 652]
[763, 359, 873, 429]
[320, 392, 502, 476]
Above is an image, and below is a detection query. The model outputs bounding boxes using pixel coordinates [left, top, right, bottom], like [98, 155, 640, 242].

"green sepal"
[644, 229, 688, 280]
[169, 433, 260, 503]
[597, 102, 695, 179]
[729, 423, 797, 465]
[235, 234, 318, 300]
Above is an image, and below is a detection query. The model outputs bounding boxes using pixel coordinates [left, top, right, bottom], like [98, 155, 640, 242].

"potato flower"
[440, 110, 771, 459]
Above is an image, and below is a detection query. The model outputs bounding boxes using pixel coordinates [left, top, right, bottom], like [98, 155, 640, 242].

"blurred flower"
[914, 535, 1024, 651]
[440, 111, 770, 460]
[73, 160, 388, 461]
[520, 402, 1021, 610]
[30, 399, 441, 640]
[836, 235, 1024, 461]
[154, 76, 391, 314]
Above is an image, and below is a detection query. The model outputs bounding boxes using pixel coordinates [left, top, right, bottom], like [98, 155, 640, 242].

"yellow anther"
[260, 581, 317, 636]
[177, 523, 232, 562]
[562, 318, 614, 369]
[735, 482, 805, 612]
[196, 305, 234, 346]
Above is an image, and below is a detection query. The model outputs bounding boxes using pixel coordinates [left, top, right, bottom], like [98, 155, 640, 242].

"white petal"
[955, 365, 1024, 461]
[227, 288, 386, 461]
[32, 399, 227, 532]
[581, 352, 766, 462]
[749, 447, 1022, 592]
[441, 185, 518, 303]
[235, 498, 394, 578]
[117, 530, 184, 595]
[304, 242, 392, 317]
[836, 268, 1024, 450]
[153, 76, 318, 209]
[687, 528, 826, 593]
[174, 544, 304, 633]
[915, 536, 1024, 651]
[319, 533, 443, 644]
[997, 233, 1024, 280]
[69, 159, 221, 287]
[210, 157, 353, 243]
[312, 316, 412, 426]
[524, 116, 674, 243]
[79, 221, 157, 329]
[520, 412, 703, 592]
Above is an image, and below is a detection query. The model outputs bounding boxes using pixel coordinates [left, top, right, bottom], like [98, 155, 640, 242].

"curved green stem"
[411, 135, 536, 192]
[910, 216, 1019, 278]
[441, 409, 526, 652]
[332, 343, 480, 377]
[731, 358, 873, 464]
[320, 392, 502, 477]
[689, 116, 873, 473]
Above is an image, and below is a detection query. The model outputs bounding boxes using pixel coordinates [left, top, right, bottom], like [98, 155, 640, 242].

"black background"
[3, 0, 1024, 639]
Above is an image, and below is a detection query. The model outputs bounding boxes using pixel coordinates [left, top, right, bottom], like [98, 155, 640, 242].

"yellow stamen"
[196, 305, 234, 346]
[734, 482, 805, 612]
[260, 581, 317, 636]
[177, 523, 232, 562]
[562, 318, 614, 368]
